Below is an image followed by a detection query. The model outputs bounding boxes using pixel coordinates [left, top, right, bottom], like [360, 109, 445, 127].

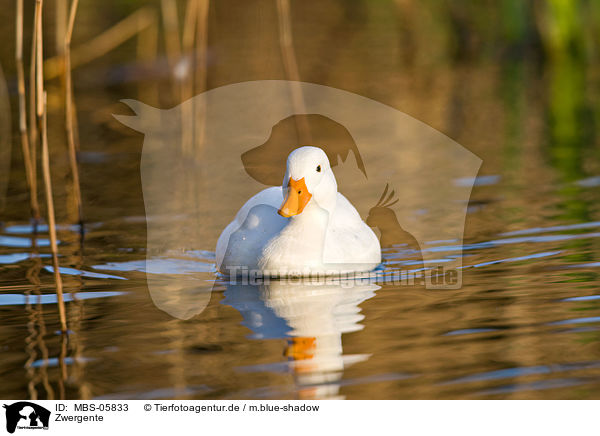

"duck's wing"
[216, 187, 284, 270]
[231, 186, 284, 226]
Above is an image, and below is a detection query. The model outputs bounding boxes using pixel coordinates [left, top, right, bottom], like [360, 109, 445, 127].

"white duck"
[216, 146, 381, 276]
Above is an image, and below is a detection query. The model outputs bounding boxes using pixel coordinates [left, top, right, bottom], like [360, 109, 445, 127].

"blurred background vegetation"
[0, 0, 598, 224]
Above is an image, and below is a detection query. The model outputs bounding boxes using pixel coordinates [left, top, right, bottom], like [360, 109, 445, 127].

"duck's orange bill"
[278, 178, 312, 217]
[284, 337, 316, 361]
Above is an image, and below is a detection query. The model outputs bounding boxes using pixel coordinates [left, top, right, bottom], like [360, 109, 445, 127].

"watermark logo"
[3, 402, 50, 434]
[114, 80, 481, 319]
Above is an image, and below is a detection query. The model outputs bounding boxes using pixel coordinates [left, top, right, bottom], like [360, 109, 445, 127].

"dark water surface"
[2, 167, 599, 399]
[1, 0, 600, 399]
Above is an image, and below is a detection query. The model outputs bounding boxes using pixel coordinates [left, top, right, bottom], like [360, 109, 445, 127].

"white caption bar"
[1, 400, 598, 435]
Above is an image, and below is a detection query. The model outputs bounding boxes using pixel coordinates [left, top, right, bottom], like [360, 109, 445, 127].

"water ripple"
[560, 295, 600, 302]
[0, 235, 52, 248]
[500, 221, 600, 237]
[93, 257, 216, 274]
[425, 233, 600, 254]
[444, 328, 499, 336]
[548, 317, 600, 326]
[0, 253, 30, 264]
[474, 378, 585, 396]
[454, 175, 500, 187]
[462, 250, 562, 269]
[28, 356, 96, 368]
[441, 361, 600, 385]
[44, 266, 127, 280]
[0, 291, 126, 306]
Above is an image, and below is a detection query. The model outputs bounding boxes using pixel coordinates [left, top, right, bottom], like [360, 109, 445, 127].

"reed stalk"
[55, 0, 67, 55]
[63, 1, 87, 392]
[54, 0, 67, 95]
[35, 0, 68, 333]
[25, 211, 43, 399]
[65, 0, 83, 226]
[58, 333, 68, 399]
[276, 0, 312, 145]
[195, 0, 209, 96]
[41, 91, 68, 334]
[29, 1, 40, 222]
[29, 35, 37, 150]
[35, 1, 43, 120]
[16, 0, 40, 220]
[180, 0, 199, 155]
[194, 0, 209, 155]
[160, 0, 182, 105]
[35, 292, 56, 400]
[161, 0, 181, 71]
[182, 0, 198, 97]
[136, 12, 159, 106]
[24, 290, 39, 400]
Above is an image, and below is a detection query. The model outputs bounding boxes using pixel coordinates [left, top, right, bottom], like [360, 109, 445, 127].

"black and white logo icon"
[3, 402, 50, 434]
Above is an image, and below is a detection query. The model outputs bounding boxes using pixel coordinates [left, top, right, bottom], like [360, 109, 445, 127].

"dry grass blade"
[35, 0, 44, 119]
[29, 0, 40, 220]
[182, 0, 199, 56]
[16, 0, 40, 219]
[55, 0, 67, 55]
[65, 0, 83, 226]
[180, 0, 200, 155]
[58, 333, 68, 398]
[41, 92, 68, 333]
[33, 290, 56, 400]
[34, 0, 68, 333]
[137, 11, 159, 106]
[195, 0, 209, 95]
[44, 7, 156, 79]
[194, 0, 209, 154]
[161, 0, 181, 70]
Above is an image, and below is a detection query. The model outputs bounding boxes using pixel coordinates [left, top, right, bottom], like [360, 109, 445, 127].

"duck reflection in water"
[222, 279, 379, 399]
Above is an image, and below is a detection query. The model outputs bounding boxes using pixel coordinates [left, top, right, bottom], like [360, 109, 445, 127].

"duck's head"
[278, 146, 338, 217]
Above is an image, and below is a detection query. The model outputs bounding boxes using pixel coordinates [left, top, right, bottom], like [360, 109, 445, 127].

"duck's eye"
[298, 190, 302, 194]
[316, 165, 321, 172]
